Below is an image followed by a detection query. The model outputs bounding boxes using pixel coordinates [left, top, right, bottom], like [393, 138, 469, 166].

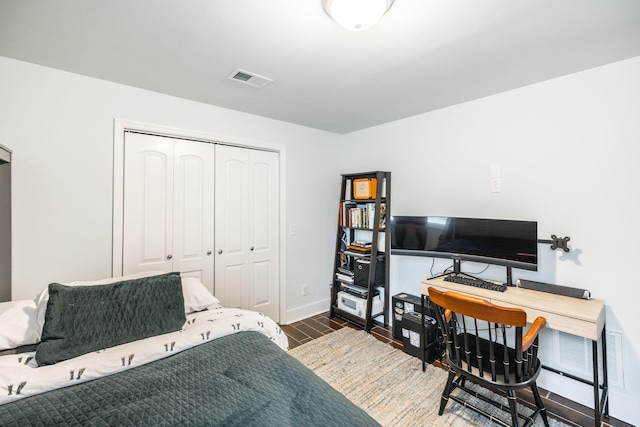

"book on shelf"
[350, 240, 372, 248]
[347, 245, 372, 253]
[340, 202, 357, 227]
[367, 203, 375, 229]
[340, 202, 386, 229]
[350, 207, 364, 228]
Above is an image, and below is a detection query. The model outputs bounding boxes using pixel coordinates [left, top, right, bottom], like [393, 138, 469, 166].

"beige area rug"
[289, 327, 571, 427]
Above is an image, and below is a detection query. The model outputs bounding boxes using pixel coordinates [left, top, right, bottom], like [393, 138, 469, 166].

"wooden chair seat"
[428, 286, 550, 427]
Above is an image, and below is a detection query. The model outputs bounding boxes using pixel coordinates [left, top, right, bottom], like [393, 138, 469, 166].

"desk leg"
[592, 338, 600, 427]
[421, 295, 426, 372]
[593, 323, 609, 427]
[602, 325, 609, 418]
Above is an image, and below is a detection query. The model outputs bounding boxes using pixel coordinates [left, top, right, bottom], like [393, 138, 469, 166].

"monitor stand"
[429, 259, 480, 281]
[452, 260, 516, 287]
[505, 266, 514, 287]
[429, 260, 516, 287]
[453, 258, 461, 274]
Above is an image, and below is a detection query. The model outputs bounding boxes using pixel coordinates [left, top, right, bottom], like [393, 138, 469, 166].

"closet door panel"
[251, 160, 272, 251]
[219, 263, 246, 309]
[123, 133, 173, 274]
[247, 150, 279, 319]
[172, 140, 215, 292]
[222, 159, 248, 256]
[251, 260, 272, 308]
[214, 146, 249, 307]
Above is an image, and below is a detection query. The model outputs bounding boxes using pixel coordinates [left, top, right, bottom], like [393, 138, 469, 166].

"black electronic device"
[391, 293, 423, 340]
[443, 273, 507, 292]
[340, 282, 379, 299]
[401, 311, 438, 362]
[517, 279, 590, 299]
[390, 215, 538, 275]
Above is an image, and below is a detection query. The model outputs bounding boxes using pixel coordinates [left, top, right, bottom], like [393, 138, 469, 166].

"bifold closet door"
[122, 133, 215, 292]
[214, 145, 279, 321]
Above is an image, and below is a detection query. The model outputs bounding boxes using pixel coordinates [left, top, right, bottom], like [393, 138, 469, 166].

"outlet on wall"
[301, 283, 309, 296]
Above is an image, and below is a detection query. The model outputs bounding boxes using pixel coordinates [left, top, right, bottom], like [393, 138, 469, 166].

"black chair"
[428, 286, 549, 427]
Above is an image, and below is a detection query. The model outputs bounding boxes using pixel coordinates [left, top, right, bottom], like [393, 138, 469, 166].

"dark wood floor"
[281, 312, 631, 427]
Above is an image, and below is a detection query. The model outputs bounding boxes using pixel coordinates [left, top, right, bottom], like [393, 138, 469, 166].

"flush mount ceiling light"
[322, 0, 394, 31]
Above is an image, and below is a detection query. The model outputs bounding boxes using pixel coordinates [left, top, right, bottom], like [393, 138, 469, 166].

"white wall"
[342, 56, 640, 425]
[2, 52, 639, 424]
[0, 56, 341, 324]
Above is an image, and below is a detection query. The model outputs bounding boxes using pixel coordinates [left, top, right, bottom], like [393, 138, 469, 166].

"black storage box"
[392, 293, 423, 340]
[401, 311, 438, 363]
[354, 257, 385, 286]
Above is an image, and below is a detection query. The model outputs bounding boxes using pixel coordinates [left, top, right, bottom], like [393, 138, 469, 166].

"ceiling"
[1, 1, 639, 134]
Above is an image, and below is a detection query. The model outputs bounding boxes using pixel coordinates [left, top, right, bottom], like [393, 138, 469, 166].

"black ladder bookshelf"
[329, 171, 390, 332]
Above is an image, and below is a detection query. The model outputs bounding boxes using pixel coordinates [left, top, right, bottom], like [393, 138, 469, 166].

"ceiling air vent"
[227, 69, 273, 88]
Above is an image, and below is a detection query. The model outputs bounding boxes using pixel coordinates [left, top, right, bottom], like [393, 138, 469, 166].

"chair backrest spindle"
[488, 322, 497, 382]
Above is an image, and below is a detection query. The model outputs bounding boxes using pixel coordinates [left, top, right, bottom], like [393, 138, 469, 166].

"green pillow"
[36, 272, 186, 366]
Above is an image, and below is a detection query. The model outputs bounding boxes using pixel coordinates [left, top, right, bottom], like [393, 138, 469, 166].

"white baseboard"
[538, 369, 638, 426]
[608, 389, 640, 426]
[282, 298, 330, 325]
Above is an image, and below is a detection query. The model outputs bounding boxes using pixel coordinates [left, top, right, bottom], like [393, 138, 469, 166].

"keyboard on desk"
[443, 274, 507, 292]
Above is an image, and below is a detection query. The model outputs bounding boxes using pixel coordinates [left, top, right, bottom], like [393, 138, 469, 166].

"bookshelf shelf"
[330, 171, 391, 332]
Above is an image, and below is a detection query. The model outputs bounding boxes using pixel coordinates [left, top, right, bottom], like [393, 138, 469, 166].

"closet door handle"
[250, 246, 255, 251]
[218, 250, 223, 255]
[166, 254, 173, 260]
[207, 251, 212, 255]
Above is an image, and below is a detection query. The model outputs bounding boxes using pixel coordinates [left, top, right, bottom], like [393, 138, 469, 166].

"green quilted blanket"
[0, 331, 379, 426]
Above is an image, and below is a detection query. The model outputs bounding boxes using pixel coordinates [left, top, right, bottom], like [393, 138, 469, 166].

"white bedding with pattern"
[0, 305, 288, 405]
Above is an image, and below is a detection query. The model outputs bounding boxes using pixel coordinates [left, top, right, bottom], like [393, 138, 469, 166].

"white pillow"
[181, 276, 219, 312]
[0, 299, 40, 350]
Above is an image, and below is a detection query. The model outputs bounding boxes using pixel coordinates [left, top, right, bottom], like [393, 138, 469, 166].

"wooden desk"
[421, 276, 609, 427]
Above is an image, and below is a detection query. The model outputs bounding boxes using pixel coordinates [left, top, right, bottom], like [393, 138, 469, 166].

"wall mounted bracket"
[550, 235, 570, 252]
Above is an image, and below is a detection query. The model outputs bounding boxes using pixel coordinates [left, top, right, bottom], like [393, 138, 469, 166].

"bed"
[0, 272, 379, 426]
